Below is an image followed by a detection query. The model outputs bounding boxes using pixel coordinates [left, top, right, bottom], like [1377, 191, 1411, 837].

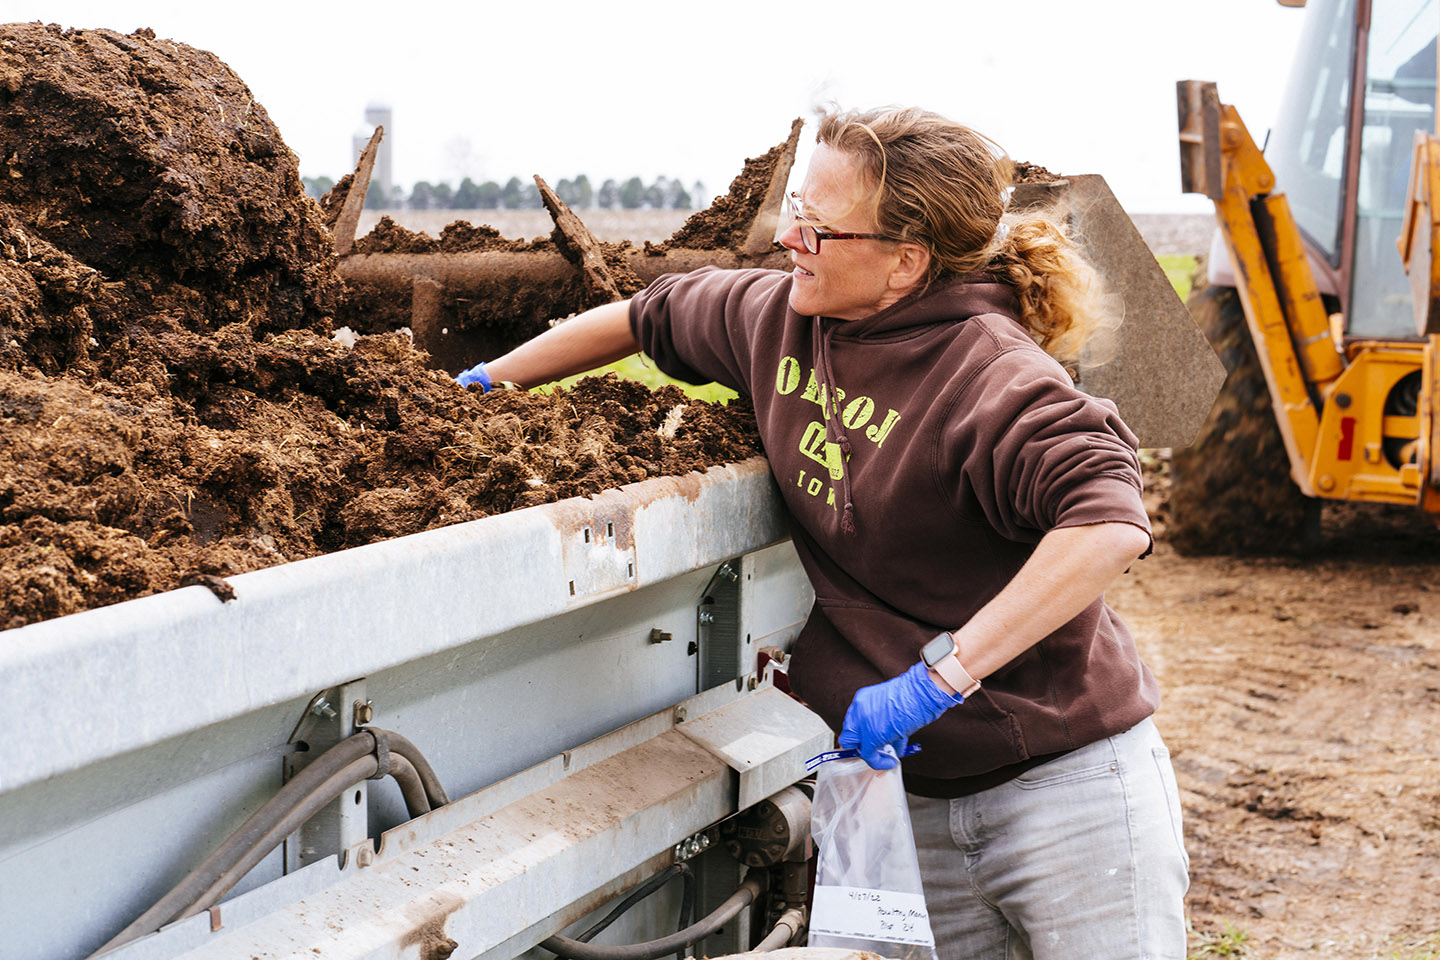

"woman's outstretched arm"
[484, 299, 639, 388]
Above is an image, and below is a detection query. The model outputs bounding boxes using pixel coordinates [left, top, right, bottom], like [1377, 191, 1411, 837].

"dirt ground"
[1116, 459, 1440, 958]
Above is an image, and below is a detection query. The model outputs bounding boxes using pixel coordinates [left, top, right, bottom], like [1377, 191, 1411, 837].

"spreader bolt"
[674, 832, 712, 860]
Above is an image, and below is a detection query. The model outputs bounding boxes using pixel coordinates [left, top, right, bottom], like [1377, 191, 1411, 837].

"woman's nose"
[778, 221, 805, 253]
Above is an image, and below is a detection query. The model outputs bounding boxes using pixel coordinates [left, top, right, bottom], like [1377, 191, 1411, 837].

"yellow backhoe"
[1172, 0, 1440, 552]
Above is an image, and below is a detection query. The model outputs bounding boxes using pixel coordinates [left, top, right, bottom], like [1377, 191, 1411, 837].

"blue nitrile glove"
[455, 361, 493, 391]
[838, 661, 966, 770]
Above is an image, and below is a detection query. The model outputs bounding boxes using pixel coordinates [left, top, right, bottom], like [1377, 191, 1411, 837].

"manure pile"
[0, 23, 760, 631]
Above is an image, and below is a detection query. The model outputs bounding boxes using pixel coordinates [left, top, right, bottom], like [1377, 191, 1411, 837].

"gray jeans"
[907, 718, 1190, 960]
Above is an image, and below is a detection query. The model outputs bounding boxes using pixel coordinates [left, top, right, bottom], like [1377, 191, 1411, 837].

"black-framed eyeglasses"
[786, 192, 892, 254]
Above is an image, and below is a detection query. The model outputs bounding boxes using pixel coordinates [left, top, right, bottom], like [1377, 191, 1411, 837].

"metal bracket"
[287, 690, 340, 746]
[283, 679, 369, 873]
[675, 685, 832, 811]
[697, 559, 744, 691]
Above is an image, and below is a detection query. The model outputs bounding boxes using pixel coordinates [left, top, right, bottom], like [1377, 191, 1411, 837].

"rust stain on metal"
[642, 458, 769, 506]
[548, 496, 636, 553]
[542, 459, 771, 556]
[399, 891, 465, 960]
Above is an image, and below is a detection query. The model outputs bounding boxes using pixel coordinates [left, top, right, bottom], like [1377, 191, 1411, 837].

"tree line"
[301, 174, 706, 211]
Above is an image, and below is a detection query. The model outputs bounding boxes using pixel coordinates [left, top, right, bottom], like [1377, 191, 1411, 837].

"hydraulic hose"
[387, 754, 434, 817]
[542, 873, 763, 960]
[182, 755, 378, 917]
[751, 906, 807, 952]
[91, 727, 445, 957]
[379, 728, 451, 806]
[187, 751, 443, 923]
[675, 864, 696, 960]
[578, 863, 693, 943]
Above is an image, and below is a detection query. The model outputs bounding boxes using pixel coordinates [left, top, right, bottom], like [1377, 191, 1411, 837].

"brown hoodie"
[630, 267, 1158, 797]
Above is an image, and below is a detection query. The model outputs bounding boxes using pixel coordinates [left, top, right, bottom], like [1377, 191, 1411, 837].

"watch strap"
[929, 633, 982, 698]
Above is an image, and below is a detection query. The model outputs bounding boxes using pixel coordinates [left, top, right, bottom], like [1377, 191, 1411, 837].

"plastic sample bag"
[807, 751, 939, 960]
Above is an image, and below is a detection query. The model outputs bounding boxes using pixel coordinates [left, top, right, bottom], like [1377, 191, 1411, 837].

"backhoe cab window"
[1350, 2, 1436, 337]
[1268, 0, 1356, 261]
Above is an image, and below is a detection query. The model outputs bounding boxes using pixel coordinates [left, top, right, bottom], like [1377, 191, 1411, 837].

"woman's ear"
[890, 242, 930, 292]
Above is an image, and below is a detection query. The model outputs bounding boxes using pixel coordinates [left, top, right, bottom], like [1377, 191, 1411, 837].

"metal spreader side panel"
[0, 460, 819, 960]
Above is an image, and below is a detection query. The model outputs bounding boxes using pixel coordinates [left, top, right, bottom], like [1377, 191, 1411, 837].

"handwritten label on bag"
[810, 885, 936, 947]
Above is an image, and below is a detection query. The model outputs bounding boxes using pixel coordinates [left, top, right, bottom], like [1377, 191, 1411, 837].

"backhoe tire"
[1167, 281, 1314, 555]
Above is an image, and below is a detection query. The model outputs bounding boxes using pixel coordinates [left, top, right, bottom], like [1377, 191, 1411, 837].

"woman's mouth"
[793, 263, 814, 279]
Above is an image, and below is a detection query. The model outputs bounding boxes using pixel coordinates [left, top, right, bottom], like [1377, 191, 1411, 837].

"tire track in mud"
[1109, 538, 1440, 958]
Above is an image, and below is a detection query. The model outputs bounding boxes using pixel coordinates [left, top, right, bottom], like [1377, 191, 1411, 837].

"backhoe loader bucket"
[1011, 176, 1224, 448]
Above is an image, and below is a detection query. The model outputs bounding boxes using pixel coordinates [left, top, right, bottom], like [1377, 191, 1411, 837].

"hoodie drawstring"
[813, 315, 857, 536]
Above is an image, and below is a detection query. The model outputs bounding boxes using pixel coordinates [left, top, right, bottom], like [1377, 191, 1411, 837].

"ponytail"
[817, 106, 1118, 370]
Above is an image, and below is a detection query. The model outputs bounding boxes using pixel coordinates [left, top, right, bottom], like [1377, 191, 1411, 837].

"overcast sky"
[12, 1, 1309, 212]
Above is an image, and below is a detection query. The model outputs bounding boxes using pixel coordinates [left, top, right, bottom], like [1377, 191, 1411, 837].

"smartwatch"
[920, 631, 981, 698]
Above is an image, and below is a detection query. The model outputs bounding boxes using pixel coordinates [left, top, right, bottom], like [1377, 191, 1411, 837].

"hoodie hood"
[806, 274, 1023, 535]
[821, 274, 1022, 341]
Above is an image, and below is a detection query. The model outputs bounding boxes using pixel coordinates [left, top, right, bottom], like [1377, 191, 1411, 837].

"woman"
[462, 106, 1189, 959]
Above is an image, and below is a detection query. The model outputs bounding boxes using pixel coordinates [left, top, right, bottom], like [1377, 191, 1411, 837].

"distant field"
[1158, 253, 1198, 302]
[1128, 213, 1214, 257]
[358, 208, 1216, 256]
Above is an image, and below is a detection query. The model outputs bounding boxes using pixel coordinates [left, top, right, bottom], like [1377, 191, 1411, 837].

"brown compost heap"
[0, 23, 760, 631]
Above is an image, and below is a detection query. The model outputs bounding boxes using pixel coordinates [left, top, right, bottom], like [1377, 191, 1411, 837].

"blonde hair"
[815, 106, 1115, 368]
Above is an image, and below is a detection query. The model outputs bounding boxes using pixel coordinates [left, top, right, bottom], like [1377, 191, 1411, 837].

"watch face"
[921, 633, 953, 667]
